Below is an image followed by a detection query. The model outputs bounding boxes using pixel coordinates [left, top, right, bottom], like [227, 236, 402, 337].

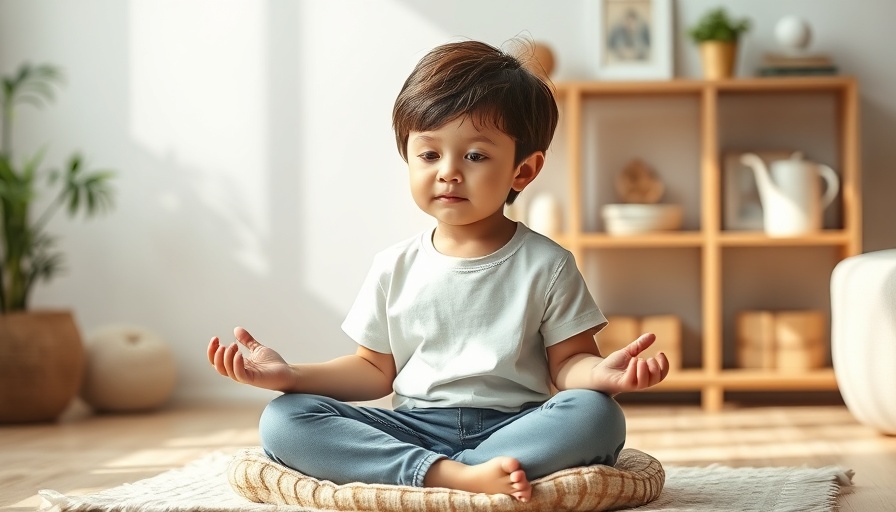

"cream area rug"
[38, 451, 854, 512]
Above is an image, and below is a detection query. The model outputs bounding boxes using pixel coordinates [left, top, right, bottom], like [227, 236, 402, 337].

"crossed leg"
[259, 390, 624, 503]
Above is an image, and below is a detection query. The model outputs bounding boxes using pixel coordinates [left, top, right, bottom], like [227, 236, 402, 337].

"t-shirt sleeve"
[341, 256, 392, 354]
[540, 253, 608, 347]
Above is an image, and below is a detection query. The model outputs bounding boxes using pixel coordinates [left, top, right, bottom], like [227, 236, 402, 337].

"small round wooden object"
[520, 41, 555, 80]
[616, 159, 665, 203]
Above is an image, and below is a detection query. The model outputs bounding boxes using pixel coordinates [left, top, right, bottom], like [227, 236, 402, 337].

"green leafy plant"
[688, 8, 751, 43]
[0, 63, 115, 312]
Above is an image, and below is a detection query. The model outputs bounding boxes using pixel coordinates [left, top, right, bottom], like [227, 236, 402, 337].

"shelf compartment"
[578, 95, 702, 233]
[720, 246, 839, 372]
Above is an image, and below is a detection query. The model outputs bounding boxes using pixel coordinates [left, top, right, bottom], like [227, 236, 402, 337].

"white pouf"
[831, 250, 896, 435]
[81, 324, 177, 412]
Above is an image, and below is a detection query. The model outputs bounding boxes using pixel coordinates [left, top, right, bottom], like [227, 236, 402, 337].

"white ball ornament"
[81, 324, 177, 412]
[775, 16, 812, 52]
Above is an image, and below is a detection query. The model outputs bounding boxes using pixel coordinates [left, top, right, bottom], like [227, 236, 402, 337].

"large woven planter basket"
[0, 310, 85, 423]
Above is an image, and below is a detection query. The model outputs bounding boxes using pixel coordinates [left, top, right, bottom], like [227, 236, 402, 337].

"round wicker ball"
[81, 324, 177, 412]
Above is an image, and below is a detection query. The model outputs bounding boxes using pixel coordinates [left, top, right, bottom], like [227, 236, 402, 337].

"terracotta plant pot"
[0, 310, 85, 423]
[699, 41, 738, 79]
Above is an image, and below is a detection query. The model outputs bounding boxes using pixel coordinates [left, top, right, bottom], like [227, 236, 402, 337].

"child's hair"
[392, 40, 559, 205]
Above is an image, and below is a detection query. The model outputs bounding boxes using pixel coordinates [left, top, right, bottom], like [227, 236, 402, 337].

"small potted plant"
[0, 63, 116, 423]
[688, 8, 751, 79]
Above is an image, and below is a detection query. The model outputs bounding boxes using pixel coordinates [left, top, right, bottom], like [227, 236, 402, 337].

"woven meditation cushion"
[228, 447, 664, 512]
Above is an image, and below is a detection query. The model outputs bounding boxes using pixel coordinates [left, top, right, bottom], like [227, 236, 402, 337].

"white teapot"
[739, 152, 839, 237]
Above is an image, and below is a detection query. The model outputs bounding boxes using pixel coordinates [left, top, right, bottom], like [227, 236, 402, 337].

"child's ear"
[511, 151, 545, 193]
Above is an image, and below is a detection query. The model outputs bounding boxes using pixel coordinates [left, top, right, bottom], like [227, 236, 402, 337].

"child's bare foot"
[423, 457, 532, 502]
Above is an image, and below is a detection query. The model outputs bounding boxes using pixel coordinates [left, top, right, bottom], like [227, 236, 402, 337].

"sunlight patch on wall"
[297, 0, 442, 313]
[129, 0, 270, 276]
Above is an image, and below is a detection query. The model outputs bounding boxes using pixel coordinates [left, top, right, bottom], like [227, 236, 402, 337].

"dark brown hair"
[392, 40, 558, 204]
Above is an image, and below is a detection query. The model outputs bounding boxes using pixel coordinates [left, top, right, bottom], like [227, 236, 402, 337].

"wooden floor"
[2, 400, 895, 511]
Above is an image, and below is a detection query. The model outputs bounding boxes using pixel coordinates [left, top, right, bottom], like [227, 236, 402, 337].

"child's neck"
[432, 216, 518, 258]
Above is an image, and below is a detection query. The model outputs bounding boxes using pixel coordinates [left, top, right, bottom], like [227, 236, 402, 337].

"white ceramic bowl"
[602, 204, 683, 235]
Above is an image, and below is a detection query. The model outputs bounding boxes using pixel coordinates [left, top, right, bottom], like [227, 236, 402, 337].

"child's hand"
[592, 333, 670, 395]
[207, 327, 297, 391]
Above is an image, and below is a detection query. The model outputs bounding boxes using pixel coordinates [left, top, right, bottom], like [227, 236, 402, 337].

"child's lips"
[435, 194, 466, 203]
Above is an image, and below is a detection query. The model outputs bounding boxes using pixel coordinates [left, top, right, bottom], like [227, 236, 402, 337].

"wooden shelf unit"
[553, 77, 861, 411]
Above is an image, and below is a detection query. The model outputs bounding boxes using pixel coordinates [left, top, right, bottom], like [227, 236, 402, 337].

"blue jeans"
[258, 389, 626, 487]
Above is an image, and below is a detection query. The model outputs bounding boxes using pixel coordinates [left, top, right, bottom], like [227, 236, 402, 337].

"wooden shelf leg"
[701, 385, 724, 412]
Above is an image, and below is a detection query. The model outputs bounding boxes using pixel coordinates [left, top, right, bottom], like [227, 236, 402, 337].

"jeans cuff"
[412, 452, 446, 487]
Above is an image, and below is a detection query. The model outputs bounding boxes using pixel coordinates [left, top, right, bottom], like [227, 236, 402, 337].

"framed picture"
[722, 150, 792, 230]
[595, 0, 673, 80]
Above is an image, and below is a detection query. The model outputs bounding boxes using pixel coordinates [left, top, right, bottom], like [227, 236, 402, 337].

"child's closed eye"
[417, 151, 440, 162]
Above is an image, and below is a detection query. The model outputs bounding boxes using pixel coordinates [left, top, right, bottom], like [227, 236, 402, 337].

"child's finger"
[223, 342, 240, 379]
[234, 326, 262, 351]
[636, 358, 649, 388]
[656, 352, 670, 380]
[213, 344, 228, 376]
[207, 337, 219, 366]
[233, 351, 249, 383]
[624, 357, 639, 387]
[625, 333, 656, 357]
[647, 357, 662, 387]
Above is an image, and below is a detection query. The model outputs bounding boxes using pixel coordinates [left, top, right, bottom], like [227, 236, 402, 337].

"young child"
[208, 39, 669, 503]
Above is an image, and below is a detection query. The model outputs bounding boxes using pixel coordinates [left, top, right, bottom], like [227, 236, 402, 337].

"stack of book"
[596, 314, 682, 370]
[736, 310, 827, 371]
[758, 52, 838, 77]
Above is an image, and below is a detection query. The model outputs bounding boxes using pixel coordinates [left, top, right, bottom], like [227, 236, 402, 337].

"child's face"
[407, 115, 522, 229]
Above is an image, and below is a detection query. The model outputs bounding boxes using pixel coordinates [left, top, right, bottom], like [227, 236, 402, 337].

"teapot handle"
[818, 164, 840, 209]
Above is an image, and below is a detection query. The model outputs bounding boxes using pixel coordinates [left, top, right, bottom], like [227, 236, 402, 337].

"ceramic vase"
[527, 194, 562, 237]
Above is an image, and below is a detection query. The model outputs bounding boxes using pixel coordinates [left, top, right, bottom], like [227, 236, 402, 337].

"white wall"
[1, 0, 894, 403]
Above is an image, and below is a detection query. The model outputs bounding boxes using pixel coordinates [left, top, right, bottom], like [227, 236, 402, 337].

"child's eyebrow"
[411, 134, 436, 144]
[466, 134, 498, 145]
[410, 134, 498, 146]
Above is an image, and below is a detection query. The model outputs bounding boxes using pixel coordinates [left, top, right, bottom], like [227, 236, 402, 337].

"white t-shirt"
[341, 222, 607, 412]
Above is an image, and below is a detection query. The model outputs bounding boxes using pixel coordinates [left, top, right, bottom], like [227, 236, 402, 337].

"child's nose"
[436, 161, 463, 183]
